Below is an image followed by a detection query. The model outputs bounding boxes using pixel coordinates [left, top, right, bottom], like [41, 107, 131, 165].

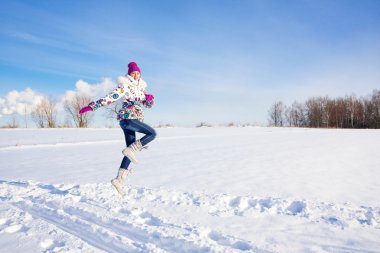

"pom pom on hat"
[128, 62, 141, 75]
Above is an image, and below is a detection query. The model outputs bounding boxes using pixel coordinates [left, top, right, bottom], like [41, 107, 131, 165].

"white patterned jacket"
[88, 75, 154, 122]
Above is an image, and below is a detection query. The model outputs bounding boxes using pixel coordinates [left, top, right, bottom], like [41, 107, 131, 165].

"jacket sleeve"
[88, 83, 128, 111]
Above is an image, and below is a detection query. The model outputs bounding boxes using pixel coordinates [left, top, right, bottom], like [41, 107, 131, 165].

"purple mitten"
[145, 94, 154, 102]
[79, 106, 92, 114]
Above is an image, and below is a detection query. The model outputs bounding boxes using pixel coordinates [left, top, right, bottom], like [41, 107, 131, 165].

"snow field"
[1, 179, 380, 252]
[1, 127, 380, 252]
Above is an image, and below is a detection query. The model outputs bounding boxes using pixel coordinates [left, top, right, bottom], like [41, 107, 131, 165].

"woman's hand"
[143, 94, 154, 108]
[145, 94, 154, 102]
[79, 106, 92, 114]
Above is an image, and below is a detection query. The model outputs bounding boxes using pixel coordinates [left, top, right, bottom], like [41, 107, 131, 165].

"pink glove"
[79, 106, 92, 114]
[145, 94, 154, 102]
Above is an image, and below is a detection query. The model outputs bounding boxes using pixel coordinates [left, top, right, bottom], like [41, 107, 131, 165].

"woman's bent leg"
[120, 119, 156, 164]
[127, 119, 157, 147]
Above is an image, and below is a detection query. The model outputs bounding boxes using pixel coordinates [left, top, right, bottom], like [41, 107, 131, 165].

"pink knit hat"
[127, 62, 141, 75]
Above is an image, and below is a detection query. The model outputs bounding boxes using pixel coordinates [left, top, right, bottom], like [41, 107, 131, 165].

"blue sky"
[1, 0, 379, 127]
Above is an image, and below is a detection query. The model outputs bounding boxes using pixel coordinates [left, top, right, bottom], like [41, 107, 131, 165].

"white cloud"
[58, 78, 116, 107]
[75, 78, 115, 98]
[0, 88, 45, 116]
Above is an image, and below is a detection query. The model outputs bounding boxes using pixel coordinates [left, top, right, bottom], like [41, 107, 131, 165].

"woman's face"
[130, 71, 141, 81]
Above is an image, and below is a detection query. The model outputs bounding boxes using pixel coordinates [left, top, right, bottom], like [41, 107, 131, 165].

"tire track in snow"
[11, 201, 143, 253]
[18, 200, 214, 253]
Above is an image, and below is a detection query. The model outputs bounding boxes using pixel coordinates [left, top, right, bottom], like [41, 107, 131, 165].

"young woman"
[79, 62, 156, 195]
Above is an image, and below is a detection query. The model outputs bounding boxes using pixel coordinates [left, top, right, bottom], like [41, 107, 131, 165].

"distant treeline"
[268, 90, 380, 129]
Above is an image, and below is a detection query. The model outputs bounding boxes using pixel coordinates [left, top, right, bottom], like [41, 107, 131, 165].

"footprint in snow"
[139, 211, 163, 226]
[258, 198, 274, 211]
[232, 241, 253, 251]
[208, 231, 253, 251]
[321, 216, 347, 229]
[229, 196, 241, 208]
[286, 201, 307, 216]
[356, 211, 376, 226]
[208, 231, 230, 245]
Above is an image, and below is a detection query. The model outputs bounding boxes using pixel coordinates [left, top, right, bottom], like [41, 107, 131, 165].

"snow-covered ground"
[1, 127, 379, 252]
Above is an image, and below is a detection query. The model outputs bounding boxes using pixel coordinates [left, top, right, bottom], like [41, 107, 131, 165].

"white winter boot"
[111, 168, 131, 196]
[122, 140, 147, 164]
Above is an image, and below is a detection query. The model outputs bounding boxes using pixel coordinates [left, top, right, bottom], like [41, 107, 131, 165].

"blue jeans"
[119, 119, 157, 169]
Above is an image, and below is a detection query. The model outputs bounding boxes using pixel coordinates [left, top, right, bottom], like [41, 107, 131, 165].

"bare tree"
[64, 93, 93, 128]
[78, 97, 122, 128]
[23, 104, 28, 128]
[324, 98, 336, 128]
[31, 103, 45, 128]
[305, 97, 324, 128]
[31, 97, 57, 128]
[347, 94, 358, 128]
[196, 122, 213, 127]
[0, 114, 19, 128]
[285, 101, 305, 127]
[355, 98, 366, 128]
[45, 98, 57, 128]
[268, 101, 285, 126]
[371, 90, 380, 128]
[11, 114, 19, 128]
[103, 99, 123, 127]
